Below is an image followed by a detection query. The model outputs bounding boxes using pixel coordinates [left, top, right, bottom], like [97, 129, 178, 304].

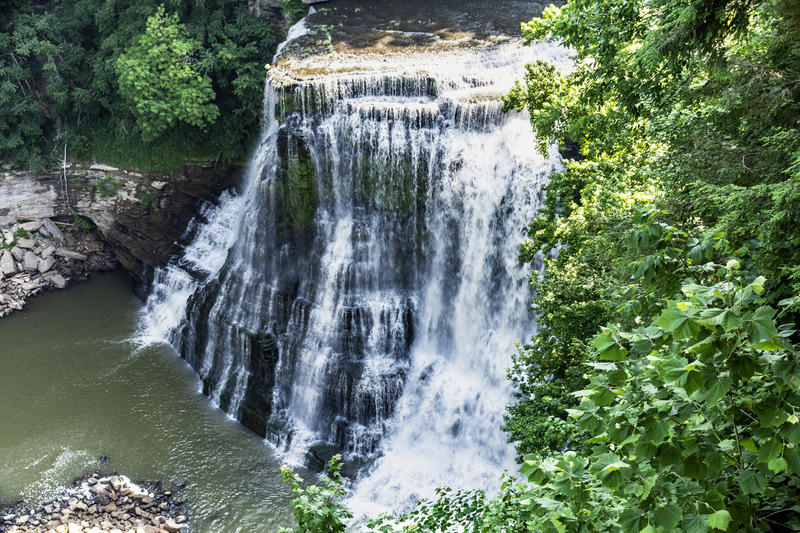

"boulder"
[38, 255, 56, 273]
[21, 220, 42, 232]
[42, 218, 65, 241]
[162, 519, 182, 532]
[17, 238, 35, 249]
[11, 246, 25, 261]
[23, 250, 39, 272]
[1, 250, 17, 276]
[55, 248, 88, 261]
[49, 274, 68, 289]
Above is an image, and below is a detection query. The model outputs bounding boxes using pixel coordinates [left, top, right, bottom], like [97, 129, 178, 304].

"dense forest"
[280, 0, 800, 530]
[0, 0, 297, 171]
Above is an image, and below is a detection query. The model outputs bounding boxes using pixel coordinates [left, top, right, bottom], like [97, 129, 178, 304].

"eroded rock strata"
[0, 162, 241, 285]
[0, 161, 241, 313]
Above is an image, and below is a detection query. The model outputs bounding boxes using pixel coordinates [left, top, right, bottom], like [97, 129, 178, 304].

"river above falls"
[0, 272, 295, 533]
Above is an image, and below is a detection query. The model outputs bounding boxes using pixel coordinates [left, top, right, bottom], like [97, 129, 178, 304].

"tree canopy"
[1, 0, 281, 171]
[115, 6, 219, 141]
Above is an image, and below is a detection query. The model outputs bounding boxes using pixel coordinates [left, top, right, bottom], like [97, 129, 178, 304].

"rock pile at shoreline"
[0, 474, 187, 533]
[0, 217, 118, 318]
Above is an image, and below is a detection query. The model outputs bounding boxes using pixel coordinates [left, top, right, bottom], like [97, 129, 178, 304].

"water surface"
[0, 271, 295, 532]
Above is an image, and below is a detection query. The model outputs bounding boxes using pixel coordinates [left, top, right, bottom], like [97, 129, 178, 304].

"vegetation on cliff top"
[0, 0, 284, 172]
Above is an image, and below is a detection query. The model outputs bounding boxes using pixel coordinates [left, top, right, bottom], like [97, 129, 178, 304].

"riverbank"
[0, 474, 187, 533]
[0, 217, 118, 318]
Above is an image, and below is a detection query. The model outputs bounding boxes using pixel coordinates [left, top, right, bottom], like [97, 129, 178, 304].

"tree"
[0, 1, 95, 170]
[115, 6, 219, 141]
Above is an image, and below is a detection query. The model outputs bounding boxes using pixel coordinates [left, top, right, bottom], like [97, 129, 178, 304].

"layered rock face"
[0, 162, 241, 288]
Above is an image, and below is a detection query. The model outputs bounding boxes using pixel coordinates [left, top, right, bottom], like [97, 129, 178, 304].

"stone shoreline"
[0, 217, 118, 318]
[0, 474, 188, 533]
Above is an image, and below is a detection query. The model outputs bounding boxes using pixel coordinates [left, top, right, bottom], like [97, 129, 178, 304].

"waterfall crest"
[137, 14, 569, 513]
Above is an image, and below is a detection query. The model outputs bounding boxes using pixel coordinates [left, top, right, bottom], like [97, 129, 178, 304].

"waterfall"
[136, 21, 569, 513]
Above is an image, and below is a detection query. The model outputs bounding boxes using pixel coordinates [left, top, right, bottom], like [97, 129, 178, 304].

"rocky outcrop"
[0, 217, 117, 317]
[0, 161, 241, 287]
[0, 474, 186, 533]
[268, 0, 548, 86]
[248, 0, 287, 33]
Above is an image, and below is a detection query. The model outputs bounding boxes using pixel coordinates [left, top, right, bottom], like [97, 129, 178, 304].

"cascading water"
[137, 9, 569, 514]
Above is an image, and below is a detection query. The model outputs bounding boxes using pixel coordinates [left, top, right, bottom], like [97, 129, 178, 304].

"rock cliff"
[0, 162, 242, 288]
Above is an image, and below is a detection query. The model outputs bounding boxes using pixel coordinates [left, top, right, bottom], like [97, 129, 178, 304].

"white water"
[136, 23, 569, 515]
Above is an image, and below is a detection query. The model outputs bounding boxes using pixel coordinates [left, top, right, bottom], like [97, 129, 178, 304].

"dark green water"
[0, 271, 295, 532]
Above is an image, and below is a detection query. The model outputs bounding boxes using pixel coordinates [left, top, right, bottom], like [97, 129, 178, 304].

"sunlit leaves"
[655, 308, 700, 340]
[279, 455, 352, 533]
[511, 267, 800, 531]
[116, 6, 219, 141]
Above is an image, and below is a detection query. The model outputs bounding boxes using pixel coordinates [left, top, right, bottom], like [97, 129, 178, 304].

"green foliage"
[510, 250, 800, 532]
[0, 2, 94, 170]
[504, 0, 800, 296]
[282, 0, 309, 27]
[115, 6, 219, 141]
[0, 0, 279, 171]
[93, 176, 124, 198]
[140, 190, 160, 213]
[279, 455, 353, 533]
[14, 226, 30, 240]
[503, 0, 800, 465]
[504, 362, 587, 458]
[72, 214, 93, 233]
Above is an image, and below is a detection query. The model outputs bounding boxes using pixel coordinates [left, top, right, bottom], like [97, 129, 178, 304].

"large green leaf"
[708, 510, 731, 531]
[653, 503, 682, 530]
[682, 513, 709, 533]
[656, 308, 701, 340]
[737, 470, 767, 495]
[758, 438, 782, 462]
[593, 331, 628, 361]
[698, 308, 742, 332]
[744, 306, 780, 347]
[590, 453, 631, 489]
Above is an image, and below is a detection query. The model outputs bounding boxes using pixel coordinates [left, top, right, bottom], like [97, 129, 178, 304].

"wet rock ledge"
[0, 217, 117, 318]
[0, 474, 187, 533]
